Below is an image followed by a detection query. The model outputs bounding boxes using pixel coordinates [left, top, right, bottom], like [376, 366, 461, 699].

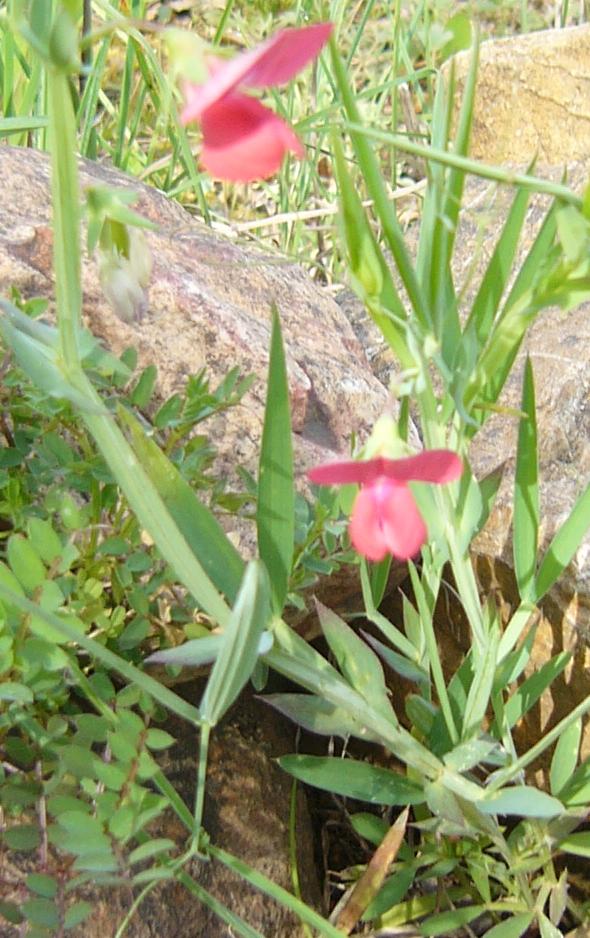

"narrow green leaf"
[256, 307, 293, 613]
[362, 632, 429, 688]
[558, 831, 590, 858]
[128, 839, 175, 865]
[466, 174, 532, 348]
[534, 479, 590, 601]
[483, 914, 534, 938]
[200, 561, 272, 726]
[501, 651, 571, 730]
[278, 755, 424, 805]
[462, 622, 500, 737]
[479, 786, 563, 818]
[119, 405, 243, 602]
[263, 693, 382, 742]
[317, 601, 394, 719]
[550, 717, 582, 796]
[513, 358, 539, 601]
[0, 115, 48, 136]
[420, 905, 485, 936]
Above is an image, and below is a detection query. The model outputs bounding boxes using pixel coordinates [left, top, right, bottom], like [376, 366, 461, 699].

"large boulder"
[451, 24, 590, 165]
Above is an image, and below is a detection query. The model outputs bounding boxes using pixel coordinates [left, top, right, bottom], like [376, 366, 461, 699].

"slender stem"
[193, 721, 211, 844]
[345, 123, 582, 207]
[47, 67, 83, 369]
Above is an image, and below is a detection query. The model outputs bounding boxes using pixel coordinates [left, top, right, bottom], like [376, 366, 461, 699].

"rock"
[0, 143, 393, 625]
[0, 687, 321, 938]
[450, 24, 590, 165]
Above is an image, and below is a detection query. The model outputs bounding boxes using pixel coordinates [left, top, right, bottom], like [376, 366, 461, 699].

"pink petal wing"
[378, 450, 463, 484]
[199, 93, 304, 182]
[180, 23, 332, 122]
[308, 459, 385, 486]
[307, 450, 462, 487]
[350, 480, 427, 562]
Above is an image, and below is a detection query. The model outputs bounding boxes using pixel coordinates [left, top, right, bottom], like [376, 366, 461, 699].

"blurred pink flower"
[181, 23, 333, 182]
[308, 451, 463, 562]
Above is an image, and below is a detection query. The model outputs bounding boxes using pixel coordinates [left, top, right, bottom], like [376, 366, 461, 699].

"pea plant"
[1, 3, 590, 936]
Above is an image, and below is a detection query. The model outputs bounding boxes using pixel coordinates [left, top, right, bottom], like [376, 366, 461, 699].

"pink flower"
[180, 23, 333, 182]
[308, 451, 463, 562]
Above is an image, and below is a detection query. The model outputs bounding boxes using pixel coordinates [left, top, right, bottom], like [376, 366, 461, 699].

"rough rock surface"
[0, 144, 387, 489]
[451, 24, 590, 165]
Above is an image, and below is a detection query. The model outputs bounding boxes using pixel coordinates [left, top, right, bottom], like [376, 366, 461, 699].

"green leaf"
[550, 717, 581, 796]
[3, 824, 41, 850]
[362, 632, 429, 688]
[558, 830, 590, 858]
[0, 682, 34, 703]
[462, 622, 500, 737]
[278, 755, 424, 805]
[538, 913, 563, 938]
[7, 534, 46, 592]
[256, 307, 294, 613]
[22, 898, 59, 929]
[513, 358, 538, 601]
[64, 901, 93, 930]
[130, 364, 158, 408]
[128, 839, 175, 865]
[479, 786, 563, 818]
[200, 561, 272, 726]
[420, 905, 485, 936]
[483, 914, 534, 938]
[317, 601, 394, 718]
[263, 693, 382, 742]
[501, 652, 571, 730]
[27, 518, 63, 566]
[534, 479, 590, 601]
[26, 874, 58, 899]
[118, 404, 243, 602]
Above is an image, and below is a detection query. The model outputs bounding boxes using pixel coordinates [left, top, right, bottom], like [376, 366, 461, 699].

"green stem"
[345, 123, 582, 207]
[47, 67, 83, 368]
[193, 721, 211, 843]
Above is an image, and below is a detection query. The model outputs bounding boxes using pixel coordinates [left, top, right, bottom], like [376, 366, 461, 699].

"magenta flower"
[180, 23, 333, 182]
[308, 451, 463, 562]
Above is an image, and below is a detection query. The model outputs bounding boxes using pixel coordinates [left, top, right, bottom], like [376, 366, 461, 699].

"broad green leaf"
[7, 534, 46, 593]
[22, 898, 59, 929]
[483, 913, 534, 938]
[479, 786, 563, 818]
[256, 307, 294, 613]
[550, 717, 582, 796]
[513, 358, 538, 601]
[0, 682, 34, 703]
[25, 874, 58, 899]
[534, 479, 590, 601]
[64, 902, 93, 930]
[200, 561, 272, 726]
[263, 693, 382, 742]
[278, 755, 424, 805]
[118, 405, 243, 602]
[317, 601, 394, 718]
[558, 830, 590, 858]
[27, 519, 63, 566]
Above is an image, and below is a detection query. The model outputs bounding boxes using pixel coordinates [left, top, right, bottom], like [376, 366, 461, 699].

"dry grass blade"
[335, 807, 410, 934]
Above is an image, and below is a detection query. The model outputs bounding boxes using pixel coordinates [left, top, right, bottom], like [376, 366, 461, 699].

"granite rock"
[450, 24, 590, 165]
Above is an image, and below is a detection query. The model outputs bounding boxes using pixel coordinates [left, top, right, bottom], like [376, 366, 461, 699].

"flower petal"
[199, 93, 304, 182]
[349, 479, 427, 562]
[308, 450, 462, 487]
[181, 23, 332, 122]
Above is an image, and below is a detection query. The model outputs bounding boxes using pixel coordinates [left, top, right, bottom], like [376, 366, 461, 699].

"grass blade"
[534, 479, 590, 601]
